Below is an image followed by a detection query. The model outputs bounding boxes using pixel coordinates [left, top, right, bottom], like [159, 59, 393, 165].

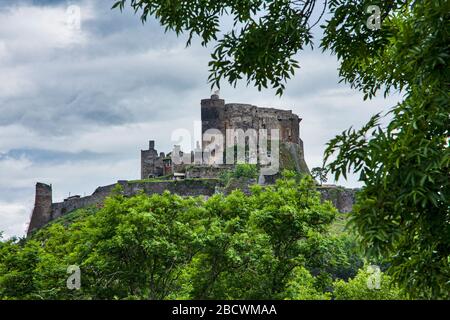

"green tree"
[323, 1, 450, 299]
[74, 190, 208, 299]
[284, 266, 331, 300]
[112, 0, 327, 95]
[303, 233, 364, 286]
[178, 172, 337, 299]
[219, 163, 258, 186]
[1, 173, 341, 300]
[248, 174, 336, 297]
[234, 163, 258, 179]
[332, 267, 406, 300]
[0, 239, 41, 299]
[311, 167, 328, 186]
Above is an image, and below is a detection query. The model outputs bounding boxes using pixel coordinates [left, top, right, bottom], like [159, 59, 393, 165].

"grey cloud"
[0, 0, 209, 135]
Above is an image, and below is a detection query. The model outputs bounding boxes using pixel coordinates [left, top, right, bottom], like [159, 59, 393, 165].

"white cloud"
[0, 3, 93, 58]
[0, 202, 32, 239]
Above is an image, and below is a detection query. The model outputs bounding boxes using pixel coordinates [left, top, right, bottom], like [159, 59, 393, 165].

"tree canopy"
[323, 0, 449, 298]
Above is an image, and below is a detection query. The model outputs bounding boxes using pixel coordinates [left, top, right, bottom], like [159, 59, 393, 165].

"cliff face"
[280, 141, 310, 175]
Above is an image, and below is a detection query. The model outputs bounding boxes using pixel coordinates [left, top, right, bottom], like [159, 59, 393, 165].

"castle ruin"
[140, 94, 310, 180]
[27, 95, 356, 236]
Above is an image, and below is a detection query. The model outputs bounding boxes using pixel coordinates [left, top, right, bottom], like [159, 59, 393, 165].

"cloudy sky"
[0, 0, 400, 238]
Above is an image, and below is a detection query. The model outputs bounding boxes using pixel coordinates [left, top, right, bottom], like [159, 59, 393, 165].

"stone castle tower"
[141, 140, 167, 179]
[141, 94, 310, 179]
[27, 183, 52, 235]
[200, 94, 309, 173]
[201, 93, 302, 146]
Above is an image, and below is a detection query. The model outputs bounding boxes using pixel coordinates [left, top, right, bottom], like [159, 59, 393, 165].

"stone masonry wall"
[119, 179, 218, 198]
[28, 179, 219, 235]
[28, 179, 357, 235]
[200, 95, 309, 175]
[201, 95, 304, 160]
[185, 165, 233, 179]
[51, 184, 117, 221]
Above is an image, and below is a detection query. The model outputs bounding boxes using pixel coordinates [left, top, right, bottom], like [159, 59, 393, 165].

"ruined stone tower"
[201, 93, 227, 145]
[27, 183, 52, 235]
[201, 94, 302, 146]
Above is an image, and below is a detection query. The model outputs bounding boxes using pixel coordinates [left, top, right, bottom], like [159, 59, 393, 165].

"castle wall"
[51, 184, 117, 220]
[201, 96, 302, 144]
[120, 179, 218, 197]
[201, 95, 226, 147]
[28, 179, 357, 234]
[28, 179, 219, 234]
[185, 165, 233, 179]
[27, 183, 53, 235]
[201, 95, 306, 172]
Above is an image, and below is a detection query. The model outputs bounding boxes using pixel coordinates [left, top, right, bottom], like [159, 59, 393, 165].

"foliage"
[332, 268, 406, 300]
[284, 266, 331, 300]
[112, 0, 327, 95]
[311, 167, 328, 186]
[323, 0, 450, 299]
[303, 233, 364, 285]
[219, 163, 258, 186]
[0, 239, 41, 299]
[234, 163, 258, 180]
[0, 173, 350, 300]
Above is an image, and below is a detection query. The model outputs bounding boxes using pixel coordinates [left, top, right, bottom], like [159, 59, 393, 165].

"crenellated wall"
[28, 179, 357, 235]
